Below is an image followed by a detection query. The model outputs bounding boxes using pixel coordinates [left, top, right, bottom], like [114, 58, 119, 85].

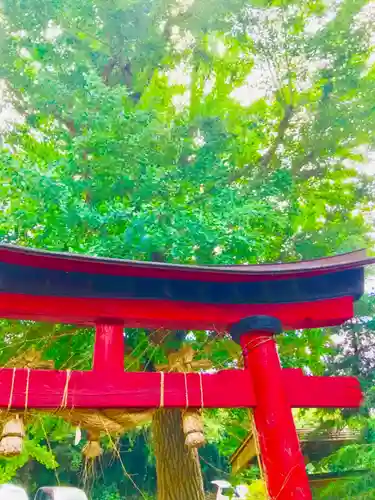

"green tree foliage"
[311, 295, 375, 499]
[0, 0, 373, 263]
[0, 0, 374, 497]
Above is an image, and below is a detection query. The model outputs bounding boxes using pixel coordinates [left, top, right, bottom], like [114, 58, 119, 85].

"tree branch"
[229, 104, 293, 183]
[102, 57, 118, 85]
[187, 104, 294, 206]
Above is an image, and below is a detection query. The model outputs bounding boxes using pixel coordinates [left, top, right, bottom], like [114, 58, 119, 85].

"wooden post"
[93, 322, 125, 373]
[231, 316, 312, 500]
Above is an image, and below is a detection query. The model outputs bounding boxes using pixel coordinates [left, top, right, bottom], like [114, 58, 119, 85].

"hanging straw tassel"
[0, 414, 25, 457]
[182, 409, 206, 449]
[82, 430, 102, 459]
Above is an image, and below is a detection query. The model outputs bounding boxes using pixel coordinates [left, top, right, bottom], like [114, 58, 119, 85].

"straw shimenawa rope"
[0, 348, 154, 460]
[0, 345, 212, 459]
[156, 345, 212, 449]
[0, 366, 25, 457]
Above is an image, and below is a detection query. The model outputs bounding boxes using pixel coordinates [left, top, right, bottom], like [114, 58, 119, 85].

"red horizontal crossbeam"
[0, 294, 354, 330]
[0, 367, 361, 410]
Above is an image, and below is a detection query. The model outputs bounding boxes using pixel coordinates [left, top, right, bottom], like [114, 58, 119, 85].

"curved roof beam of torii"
[0, 244, 373, 330]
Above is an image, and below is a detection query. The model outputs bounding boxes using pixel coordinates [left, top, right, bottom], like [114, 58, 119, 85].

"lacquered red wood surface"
[283, 368, 362, 408]
[0, 245, 372, 282]
[0, 367, 361, 410]
[0, 293, 354, 330]
[241, 332, 312, 499]
[93, 323, 125, 372]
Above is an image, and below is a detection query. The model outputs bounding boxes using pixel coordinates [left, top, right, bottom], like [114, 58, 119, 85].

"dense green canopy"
[0, 0, 374, 498]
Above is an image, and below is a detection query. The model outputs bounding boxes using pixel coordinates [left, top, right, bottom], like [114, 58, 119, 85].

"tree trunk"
[153, 409, 205, 500]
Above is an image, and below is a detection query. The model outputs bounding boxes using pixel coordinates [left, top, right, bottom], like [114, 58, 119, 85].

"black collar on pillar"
[230, 315, 282, 344]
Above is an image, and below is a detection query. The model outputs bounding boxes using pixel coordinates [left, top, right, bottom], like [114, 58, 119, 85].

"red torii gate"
[0, 244, 372, 499]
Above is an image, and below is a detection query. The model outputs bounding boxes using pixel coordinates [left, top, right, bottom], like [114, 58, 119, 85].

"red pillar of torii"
[0, 245, 372, 499]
